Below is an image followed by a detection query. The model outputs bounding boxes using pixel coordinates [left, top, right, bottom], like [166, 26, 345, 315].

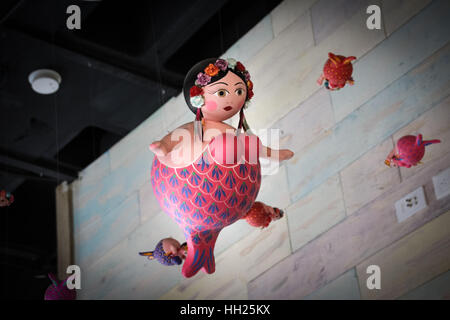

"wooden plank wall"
[65, 0, 450, 299]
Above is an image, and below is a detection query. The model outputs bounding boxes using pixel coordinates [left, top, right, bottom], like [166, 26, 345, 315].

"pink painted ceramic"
[385, 134, 441, 168]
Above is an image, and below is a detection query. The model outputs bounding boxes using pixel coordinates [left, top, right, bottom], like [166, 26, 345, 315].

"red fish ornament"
[243, 201, 284, 228]
[385, 134, 441, 168]
[317, 52, 356, 90]
[44, 273, 77, 300]
[0, 190, 14, 207]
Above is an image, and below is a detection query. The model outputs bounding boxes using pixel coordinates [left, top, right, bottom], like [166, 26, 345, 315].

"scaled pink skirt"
[150, 132, 262, 277]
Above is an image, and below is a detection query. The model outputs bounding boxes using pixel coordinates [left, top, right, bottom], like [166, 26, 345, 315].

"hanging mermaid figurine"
[145, 58, 294, 278]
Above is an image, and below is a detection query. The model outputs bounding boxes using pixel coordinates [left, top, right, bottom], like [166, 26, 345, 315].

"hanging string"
[87, 60, 95, 164]
[218, 8, 224, 55]
[219, 7, 242, 136]
[149, 4, 164, 110]
[218, 10, 254, 136]
[235, 17, 254, 136]
[51, 15, 60, 186]
[84, 10, 95, 166]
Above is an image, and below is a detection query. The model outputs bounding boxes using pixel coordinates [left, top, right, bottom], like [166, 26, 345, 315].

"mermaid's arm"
[149, 122, 194, 157]
[259, 143, 294, 162]
[244, 136, 294, 161]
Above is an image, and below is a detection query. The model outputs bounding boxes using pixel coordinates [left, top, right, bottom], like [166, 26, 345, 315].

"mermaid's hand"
[149, 141, 168, 157]
[261, 146, 294, 162]
[279, 149, 294, 161]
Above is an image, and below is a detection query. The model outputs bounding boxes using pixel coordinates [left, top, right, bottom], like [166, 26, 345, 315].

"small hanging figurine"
[146, 57, 294, 277]
[139, 238, 187, 266]
[317, 52, 356, 91]
[243, 201, 284, 228]
[44, 273, 77, 300]
[385, 134, 441, 168]
[0, 190, 14, 207]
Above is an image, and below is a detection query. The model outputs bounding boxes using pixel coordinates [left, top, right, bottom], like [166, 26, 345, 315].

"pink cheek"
[205, 100, 217, 111]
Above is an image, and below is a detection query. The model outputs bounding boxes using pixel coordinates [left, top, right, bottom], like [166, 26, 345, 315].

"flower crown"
[189, 58, 254, 109]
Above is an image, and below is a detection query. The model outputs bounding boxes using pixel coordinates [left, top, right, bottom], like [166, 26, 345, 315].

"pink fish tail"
[182, 231, 220, 278]
[423, 139, 441, 146]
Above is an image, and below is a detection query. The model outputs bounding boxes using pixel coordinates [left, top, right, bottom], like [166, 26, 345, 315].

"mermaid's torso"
[151, 132, 262, 233]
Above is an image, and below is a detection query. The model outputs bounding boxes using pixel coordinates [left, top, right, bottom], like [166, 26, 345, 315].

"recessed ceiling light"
[28, 69, 62, 95]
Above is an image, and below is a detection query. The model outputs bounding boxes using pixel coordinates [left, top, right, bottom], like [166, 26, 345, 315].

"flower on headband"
[244, 100, 251, 109]
[196, 72, 211, 86]
[190, 95, 204, 108]
[247, 89, 254, 100]
[244, 71, 251, 82]
[204, 64, 220, 77]
[235, 61, 246, 72]
[215, 59, 228, 71]
[190, 86, 203, 97]
[227, 58, 237, 69]
[247, 80, 253, 91]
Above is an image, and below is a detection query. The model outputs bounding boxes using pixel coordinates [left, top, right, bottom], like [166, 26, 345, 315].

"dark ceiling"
[0, 0, 281, 298]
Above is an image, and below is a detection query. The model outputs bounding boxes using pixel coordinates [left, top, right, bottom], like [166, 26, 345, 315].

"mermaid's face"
[201, 71, 247, 122]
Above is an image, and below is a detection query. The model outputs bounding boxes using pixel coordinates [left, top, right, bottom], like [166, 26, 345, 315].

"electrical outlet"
[395, 186, 427, 223]
[432, 167, 450, 200]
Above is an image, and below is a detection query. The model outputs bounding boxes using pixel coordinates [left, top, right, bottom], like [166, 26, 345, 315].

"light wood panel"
[72, 148, 152, 232]
[340, 137, 400, 215]
[287, 174, 346, 252]
[398, 270, 450, 300]
[311, 0, 381, 45]
[72, 152, 110, 213]
[139, 179, 163, 224]
[272, 88, 335, 152]
[356, 210, 450, 299]
[221, 15, 274, 65]
[382, 0, 432, 36]
[248, 150, 450, 299]
[78, 210, 184, 299]
[271, 0, 318, 37]
[287, 42, 450, 203]
[74, 192, 140, 269]
[108, 104, 165, 171]
[303, 268, 361, 300]
[256, 164, 291, 210]
[331, 0, 450, 123]
[244, 2, 384, 131]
